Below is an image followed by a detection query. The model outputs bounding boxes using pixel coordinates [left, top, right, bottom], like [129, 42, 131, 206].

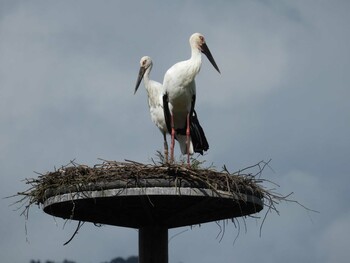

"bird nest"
[25, 161, 265, 204]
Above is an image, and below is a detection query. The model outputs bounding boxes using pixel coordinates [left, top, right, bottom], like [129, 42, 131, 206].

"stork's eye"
[199, 36, 204, 42]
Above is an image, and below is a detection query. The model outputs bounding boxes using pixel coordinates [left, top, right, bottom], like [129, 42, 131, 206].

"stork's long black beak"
[134, 66, 146, 94]
[201, 43, 220, 74]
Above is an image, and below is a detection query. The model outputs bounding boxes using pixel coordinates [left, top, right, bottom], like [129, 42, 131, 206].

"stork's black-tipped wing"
[163, 93, 172, 134]
[190, 110, 209, 155]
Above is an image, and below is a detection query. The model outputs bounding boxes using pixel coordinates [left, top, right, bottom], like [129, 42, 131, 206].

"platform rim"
[43, 186, 264, 209]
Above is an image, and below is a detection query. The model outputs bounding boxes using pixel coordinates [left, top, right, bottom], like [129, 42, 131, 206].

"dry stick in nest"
[10, 156, 316, 244]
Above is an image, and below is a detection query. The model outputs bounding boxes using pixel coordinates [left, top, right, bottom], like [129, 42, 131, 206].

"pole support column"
[139, 226, 168, 263]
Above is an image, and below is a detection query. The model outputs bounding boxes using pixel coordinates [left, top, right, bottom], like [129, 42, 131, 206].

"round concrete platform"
[43, 180, 263, 229]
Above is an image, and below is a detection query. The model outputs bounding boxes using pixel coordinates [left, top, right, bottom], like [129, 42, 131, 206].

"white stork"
[134, 56, 169, 162]
[162, 33, 220, 165]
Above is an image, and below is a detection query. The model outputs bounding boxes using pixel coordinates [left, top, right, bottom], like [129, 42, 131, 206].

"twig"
[63, 221, 84, 246]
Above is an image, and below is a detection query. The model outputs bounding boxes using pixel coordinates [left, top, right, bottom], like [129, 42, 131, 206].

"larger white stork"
[162, 33, 220, 165]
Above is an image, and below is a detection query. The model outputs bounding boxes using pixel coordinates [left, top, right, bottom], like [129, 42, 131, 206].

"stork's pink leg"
[163, 133, 169, 163]
[186, 113, 190, 167]
[170, 114, 175, 163]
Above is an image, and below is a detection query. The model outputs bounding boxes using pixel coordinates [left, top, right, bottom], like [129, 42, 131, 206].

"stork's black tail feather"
[190, 110, 209, 155]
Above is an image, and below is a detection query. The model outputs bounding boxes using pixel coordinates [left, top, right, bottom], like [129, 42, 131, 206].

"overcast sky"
[1, 1, 350, 263]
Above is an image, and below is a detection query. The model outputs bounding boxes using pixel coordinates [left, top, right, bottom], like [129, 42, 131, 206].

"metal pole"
[139, 226, 168, 263]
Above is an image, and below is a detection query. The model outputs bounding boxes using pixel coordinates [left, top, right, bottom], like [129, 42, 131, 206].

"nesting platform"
[18, 160, 269, 263]
[43, 179, 263, 229]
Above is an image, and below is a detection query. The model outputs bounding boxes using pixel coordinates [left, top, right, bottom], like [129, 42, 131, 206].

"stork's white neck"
[188, 47, 202, 77]
[143, 64, 152, 89]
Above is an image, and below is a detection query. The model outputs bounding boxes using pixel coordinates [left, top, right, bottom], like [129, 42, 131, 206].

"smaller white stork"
[163, 33, 220, 165]
[134, 56, 169, 162]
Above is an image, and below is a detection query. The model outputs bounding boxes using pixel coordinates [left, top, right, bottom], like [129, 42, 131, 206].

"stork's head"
[190, 33, 220, 74]
[140, 56, 152, 69]
[134, 56, 153, 94]
[190, 33, 205, 49]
